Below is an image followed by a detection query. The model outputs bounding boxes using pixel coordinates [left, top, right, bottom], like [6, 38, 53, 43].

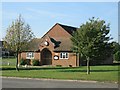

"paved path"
[2, 77, 118, 88]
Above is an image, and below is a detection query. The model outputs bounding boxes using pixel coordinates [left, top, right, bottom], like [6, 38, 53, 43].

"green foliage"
[114, 51, 120, 61]
[56, 65, 62, 67]
[3, 14, 35, 71]
[20, 59, 31, 65]
[71, 17, 113, 61]
[71, 17, 113, 74]
[3, 15, 35, 53]
[112, 42, 120, 54]
[32, 60, 39, 66]
[20, 59, 26, 65]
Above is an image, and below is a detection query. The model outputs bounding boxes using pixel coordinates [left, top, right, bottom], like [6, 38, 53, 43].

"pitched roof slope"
[25, 23, 78, 52]
[53, 23, 78, 51]
[53, 38, 72, 52]
[58, 23, 77, 35]
[25, 38, 41, 51]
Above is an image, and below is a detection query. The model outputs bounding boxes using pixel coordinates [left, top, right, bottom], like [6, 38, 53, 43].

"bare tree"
[3, 15, 35, 71]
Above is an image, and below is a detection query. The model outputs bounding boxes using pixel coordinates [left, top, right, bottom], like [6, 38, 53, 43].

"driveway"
[2, 77, 118, 88]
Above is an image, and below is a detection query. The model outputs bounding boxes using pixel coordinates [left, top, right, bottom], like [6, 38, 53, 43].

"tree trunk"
[16, 52, 19, 71]
[76, 53, 79, 66]
[87, 57, 90, 74]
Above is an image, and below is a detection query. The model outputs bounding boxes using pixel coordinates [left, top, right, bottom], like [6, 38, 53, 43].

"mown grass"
[1, 65, 119, 83]
[1, 58, 16, 66]
[0, 58, 119, 83]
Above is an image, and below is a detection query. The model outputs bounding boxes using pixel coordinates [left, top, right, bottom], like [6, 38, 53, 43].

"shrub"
[114, 51, 120, 61]
[32, 59, 39, 66]
[56, 65, 62, 67]
[25, 59, 31, 65]
[20, 59, 26, 65]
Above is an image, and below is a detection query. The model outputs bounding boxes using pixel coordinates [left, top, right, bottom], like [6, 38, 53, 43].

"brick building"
[18, 23, 113, 67]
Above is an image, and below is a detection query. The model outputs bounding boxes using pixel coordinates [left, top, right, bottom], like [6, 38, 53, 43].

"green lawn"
[0, 58, 119, 83]
[1, 58, 16, 66]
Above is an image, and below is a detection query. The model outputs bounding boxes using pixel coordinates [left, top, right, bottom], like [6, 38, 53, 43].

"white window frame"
[60, 52, 69, 59]
[26, 52, 34, 59]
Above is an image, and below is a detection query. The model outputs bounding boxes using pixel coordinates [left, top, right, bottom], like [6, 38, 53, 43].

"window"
[60, 52, 69, 59]
[26, 52, 34, 59]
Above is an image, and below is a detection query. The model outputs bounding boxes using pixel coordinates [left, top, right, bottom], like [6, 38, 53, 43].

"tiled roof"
[58, 23, 77, 35]
[25, 38, 41, 51]
[52, 23, 77, 51]
[53, 38, 72, 52]
[25, 23, 77, 52]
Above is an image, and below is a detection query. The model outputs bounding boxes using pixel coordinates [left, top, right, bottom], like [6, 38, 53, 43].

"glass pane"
[66, 53, 68, 58]
[27, 53, 29, 57]
[63, 55, 65, 58]
[32, 53, 33, 57]
[60, 53, 62, 58]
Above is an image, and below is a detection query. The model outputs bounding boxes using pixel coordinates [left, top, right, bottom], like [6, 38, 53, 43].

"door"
[41, 48, 52, 65]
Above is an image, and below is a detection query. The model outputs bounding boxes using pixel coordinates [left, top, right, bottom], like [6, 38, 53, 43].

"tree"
[112, 42, 120, 62]
[112, 42, 120, 54]
[71, 17, 113, 74]
[114, 51, 120, 61]
[3, 15, 35, 71]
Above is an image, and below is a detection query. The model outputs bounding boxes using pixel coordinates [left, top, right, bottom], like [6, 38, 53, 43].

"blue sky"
[2, 2, 118, 42]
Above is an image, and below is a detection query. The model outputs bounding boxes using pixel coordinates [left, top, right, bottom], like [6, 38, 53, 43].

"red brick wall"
[52, 52, 77, 67]
[18, 52, 40, 65]
[39, 24, 72, 51]
[19, 24, 78, 67]
[34, 53, 40, 60]
[38, 24, 77, 67]
[21, 52, 26, 59]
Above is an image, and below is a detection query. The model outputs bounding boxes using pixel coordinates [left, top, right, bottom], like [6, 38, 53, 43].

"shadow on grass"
[58, 69, 119, 73]
[1, 67, 79, 71]
[1, 67, 16, 71]
[1, 66, 118, 73]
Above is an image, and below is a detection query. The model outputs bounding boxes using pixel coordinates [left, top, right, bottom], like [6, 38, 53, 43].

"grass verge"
[1, 65, 119, 83]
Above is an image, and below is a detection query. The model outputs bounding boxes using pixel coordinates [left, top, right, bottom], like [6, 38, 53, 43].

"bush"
[114, 51, 120, 61]
[56, 65, 62, 67]
[32, 60, 39, 66]
[25, 59, 31, 65]
[20, 59, 26, 65]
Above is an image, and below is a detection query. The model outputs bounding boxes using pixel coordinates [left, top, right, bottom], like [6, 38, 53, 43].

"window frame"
[26, 52, 34, 59]
[59, 52, 69, 59]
